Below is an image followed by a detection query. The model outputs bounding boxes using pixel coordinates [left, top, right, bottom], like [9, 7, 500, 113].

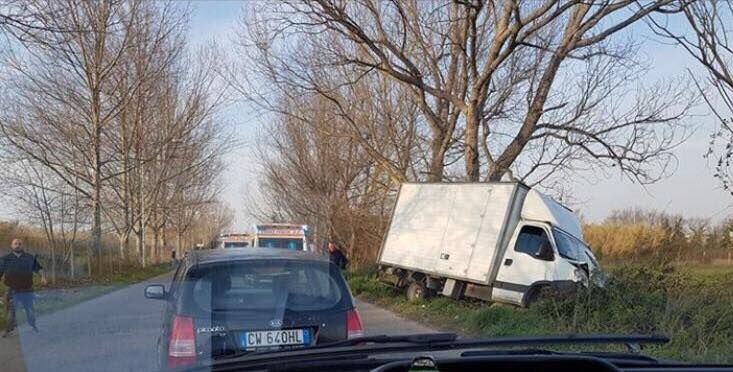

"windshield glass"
[1, 1, 732, 369]
[257, 238, 304, 250]
[224, 242, 250, 248]
[184, 260, 345, 313]
[552, 228, 586, 262]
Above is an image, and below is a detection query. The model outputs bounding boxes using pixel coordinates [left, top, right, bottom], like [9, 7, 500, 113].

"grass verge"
[348, 265, 733, 363]
[0, 264, 171, 330]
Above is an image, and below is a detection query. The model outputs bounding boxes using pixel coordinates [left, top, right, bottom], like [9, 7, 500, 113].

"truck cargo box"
[378, 182, 528, 285]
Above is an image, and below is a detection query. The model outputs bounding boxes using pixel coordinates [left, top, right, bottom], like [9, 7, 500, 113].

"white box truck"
[377, 182, 602, 307]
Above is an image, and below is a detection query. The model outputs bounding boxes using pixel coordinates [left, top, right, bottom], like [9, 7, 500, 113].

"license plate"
[239, 329, 310, 349]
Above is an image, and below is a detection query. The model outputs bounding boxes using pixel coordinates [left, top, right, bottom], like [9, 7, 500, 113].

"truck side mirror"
[534, 241, 554, 261]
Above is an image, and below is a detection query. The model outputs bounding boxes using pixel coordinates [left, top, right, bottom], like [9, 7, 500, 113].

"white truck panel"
[467, 184, 526, 283]
[462, 184, 517, 282]
[379, 183, 518, 284]
[380, 184, 452, 275]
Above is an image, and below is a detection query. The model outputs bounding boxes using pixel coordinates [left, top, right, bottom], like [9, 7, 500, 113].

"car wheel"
[406, 282, 429, 302]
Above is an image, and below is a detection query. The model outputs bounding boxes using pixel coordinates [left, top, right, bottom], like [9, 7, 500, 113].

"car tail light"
[167, 315, 196, 369]
[346, 309, 364, 339]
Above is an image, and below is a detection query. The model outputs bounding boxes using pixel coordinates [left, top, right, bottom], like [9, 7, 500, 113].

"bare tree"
[0, 1, 67, 40]
[168, 183, 220, 257]
[0, 0, 150, 266]
[237, 0, 690, 186]
[190, 204, 234, 250]
[98, 1, 190, 264]
[1, 1, 230, 270]
[0, 1, 201, 269]
[1, 159, 87, 281]
[252, 88, 421, 262]
[649, 1, 733, 195]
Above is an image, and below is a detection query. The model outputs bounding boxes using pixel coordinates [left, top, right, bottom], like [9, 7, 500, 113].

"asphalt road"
[0, 275, 435, 372]
[3, 275, 170, 372]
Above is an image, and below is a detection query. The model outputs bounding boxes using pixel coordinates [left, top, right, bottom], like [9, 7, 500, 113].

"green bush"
[532, 265, 733, 362]
[348, 265, 733, 363]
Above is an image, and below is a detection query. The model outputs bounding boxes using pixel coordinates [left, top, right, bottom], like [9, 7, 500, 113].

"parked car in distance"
[145, 249, 363, 370]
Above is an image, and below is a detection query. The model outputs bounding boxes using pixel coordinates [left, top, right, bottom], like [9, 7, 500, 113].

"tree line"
[234, 0, 733, 263]
[0, 0, 232, 279]
[3, 1, 733, 272]
[584, 208, 733, 264]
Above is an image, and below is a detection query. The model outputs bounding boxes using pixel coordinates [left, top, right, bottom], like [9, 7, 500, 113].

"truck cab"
[491, 190, 602, 306]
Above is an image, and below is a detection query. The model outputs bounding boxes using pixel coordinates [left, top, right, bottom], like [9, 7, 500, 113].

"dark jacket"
[329, 249, 349, 270]
[0, 251, 43, 292]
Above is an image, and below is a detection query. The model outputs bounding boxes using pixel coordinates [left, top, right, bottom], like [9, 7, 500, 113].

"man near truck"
[0, 238, 46, 337]
[327, 242, 349, 270]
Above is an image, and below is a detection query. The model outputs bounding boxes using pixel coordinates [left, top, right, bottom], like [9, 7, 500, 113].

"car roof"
[189, 248, 329, 266]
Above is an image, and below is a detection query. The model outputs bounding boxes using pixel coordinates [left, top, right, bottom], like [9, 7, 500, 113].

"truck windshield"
[552, 228, 586, 262]
[223, 242, 249, 248]
[258, 238, 304, 250]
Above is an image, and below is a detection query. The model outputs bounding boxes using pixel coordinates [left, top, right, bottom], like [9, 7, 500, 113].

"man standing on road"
[327, 241, 349, 270]
[170, 248, 178, 269]
[0, 238, 46, 337]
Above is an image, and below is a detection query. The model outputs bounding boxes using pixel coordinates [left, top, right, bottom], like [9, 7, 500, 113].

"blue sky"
[189, 1, 731, 229]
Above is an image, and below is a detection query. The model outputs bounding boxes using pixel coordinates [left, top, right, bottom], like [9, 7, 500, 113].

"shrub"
[349, 265, 733, 363]
[533, 265, 733, 362]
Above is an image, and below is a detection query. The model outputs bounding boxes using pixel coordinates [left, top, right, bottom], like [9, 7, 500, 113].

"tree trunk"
[464, 108, 480, 181]
[91, 185, 102, 268]
[69, 244, 75, 279]
[136, 224, 146, 268]
[349, 224, 357, 267]
[162, 226, 168, 256]
[153, 226, 160, 264]
[118, 235, 127, 262]
[428, 133, 447, 182]
[139, 161, 147, 268]
[50, 242, 56, 284]
[176, 231, 183, 261]
[92, 87, 103, 268]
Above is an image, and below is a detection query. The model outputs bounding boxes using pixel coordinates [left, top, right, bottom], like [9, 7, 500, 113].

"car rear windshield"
[223, 242, 249, 248]
[181, 260, 347, 314]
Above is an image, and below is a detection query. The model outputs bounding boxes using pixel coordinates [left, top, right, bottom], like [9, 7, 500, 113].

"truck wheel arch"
[408, 271, 426, 284]
[521, 281, 553, 307]
[522, 280, 580, 307]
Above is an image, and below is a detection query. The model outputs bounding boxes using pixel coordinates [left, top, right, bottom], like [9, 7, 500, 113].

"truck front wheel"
[523, 285, 553, 307]
[406, 282, 430, 302]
